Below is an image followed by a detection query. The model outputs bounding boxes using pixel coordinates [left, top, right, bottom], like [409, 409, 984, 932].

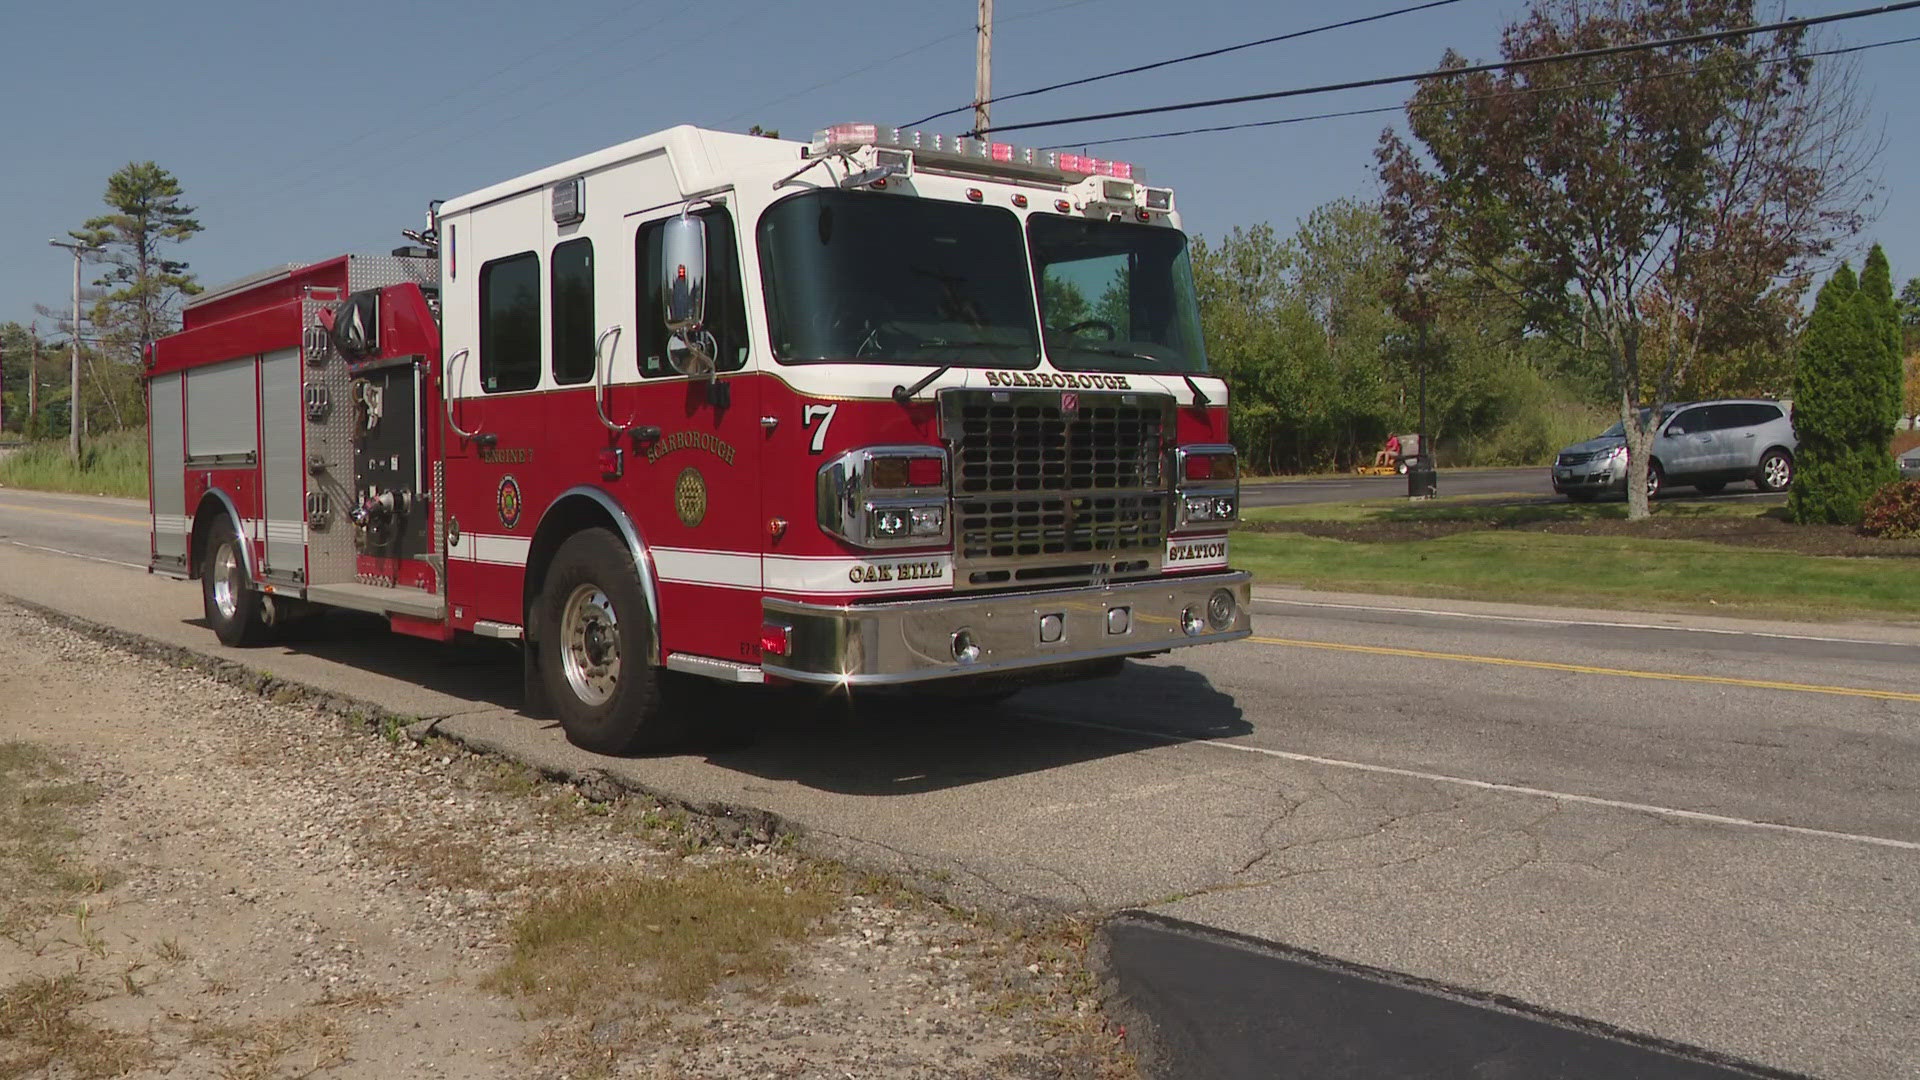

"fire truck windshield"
[1028, 215, 1208, 375]
[757, 190, 1042, 368]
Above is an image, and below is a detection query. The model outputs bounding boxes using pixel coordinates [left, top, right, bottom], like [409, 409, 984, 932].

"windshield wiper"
[892, 365, 951, 406]
[1060, 344, 1211, 405]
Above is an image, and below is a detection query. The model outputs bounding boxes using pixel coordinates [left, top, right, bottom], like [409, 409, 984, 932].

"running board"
[305, 582, 447, 621]
[665, 653, 765, 684]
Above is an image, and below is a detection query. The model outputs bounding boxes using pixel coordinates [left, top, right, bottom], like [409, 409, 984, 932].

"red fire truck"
[147, 123, 1250, 753]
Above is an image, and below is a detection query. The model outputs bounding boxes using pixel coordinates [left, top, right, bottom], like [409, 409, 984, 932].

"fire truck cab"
[148, 122, 1250, 753]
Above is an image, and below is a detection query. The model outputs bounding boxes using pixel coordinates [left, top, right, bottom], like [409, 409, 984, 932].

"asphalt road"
[3, 485, 1917, 1078]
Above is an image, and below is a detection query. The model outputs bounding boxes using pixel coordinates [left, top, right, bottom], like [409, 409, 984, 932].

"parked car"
[1551, 399, 1797, 502]
[1899, 445, 1920, 480]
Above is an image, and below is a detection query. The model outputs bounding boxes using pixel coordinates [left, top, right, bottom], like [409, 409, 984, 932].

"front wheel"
[1645, 461, 1664, 501]
[537, 529, 683, 754]
[1756, 449, 1793, 493]
[202, 517, 272, 647]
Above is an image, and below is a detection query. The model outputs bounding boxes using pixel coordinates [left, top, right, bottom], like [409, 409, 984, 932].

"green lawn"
[1234, 499, 1920, 622]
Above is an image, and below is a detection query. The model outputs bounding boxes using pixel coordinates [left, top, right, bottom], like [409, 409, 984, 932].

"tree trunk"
[1623, 413, 1653, 520]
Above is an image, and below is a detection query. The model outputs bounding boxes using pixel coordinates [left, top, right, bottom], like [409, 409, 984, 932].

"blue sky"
[3, 0, 1917, 330]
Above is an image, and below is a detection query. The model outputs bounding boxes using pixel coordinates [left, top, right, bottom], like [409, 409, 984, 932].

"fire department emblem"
[673, 467, 707, 528]
[1060, 391, 1079, 417]
[495, 475, 523, 530]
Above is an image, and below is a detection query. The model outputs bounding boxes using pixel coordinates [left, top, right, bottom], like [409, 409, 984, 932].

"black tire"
[1693, 481, 1726, 494]
[201, 516, 272, 647]
[1645, 460, 1664, 500]
[1756, 449, 1793, 493]
[536, 529, 683, 754]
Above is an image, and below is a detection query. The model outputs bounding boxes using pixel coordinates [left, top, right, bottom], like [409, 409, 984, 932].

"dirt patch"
[1244, 506, 1920, 557]
[0, 601, 1134, 1079]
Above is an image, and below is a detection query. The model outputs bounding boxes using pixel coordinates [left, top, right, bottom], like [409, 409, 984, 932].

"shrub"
[1858, 479, 1920, 539]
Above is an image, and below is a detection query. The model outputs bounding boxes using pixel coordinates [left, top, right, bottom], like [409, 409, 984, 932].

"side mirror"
[660, 211, 713, 379]
[662, 213, 706, 333]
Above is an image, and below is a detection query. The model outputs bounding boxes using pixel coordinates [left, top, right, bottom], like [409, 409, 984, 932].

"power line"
[713, 0, 1114, 128]
[901, 0, 1467, 128]
[973, 0, 1920, 137]
[1039, 32, 1920, 149]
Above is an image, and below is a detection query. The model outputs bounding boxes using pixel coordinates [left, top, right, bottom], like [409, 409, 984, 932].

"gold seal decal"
[673, 467, 707, 528]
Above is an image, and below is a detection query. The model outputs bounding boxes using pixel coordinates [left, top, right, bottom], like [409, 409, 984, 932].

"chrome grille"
[956, 491, 1168, 561]
[947, 392, 1167, 494]
[1557, 450, 1597, 467]
[941, 388, 1173, 589]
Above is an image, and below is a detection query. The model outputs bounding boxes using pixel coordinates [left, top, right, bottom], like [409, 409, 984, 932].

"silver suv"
[1552, 399, 1797, 502]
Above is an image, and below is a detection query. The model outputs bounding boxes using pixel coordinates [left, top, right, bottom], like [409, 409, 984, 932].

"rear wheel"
[1756, 449, 1793, 493]
[537, 529, 683, 754]
[202, 517, 273, 647]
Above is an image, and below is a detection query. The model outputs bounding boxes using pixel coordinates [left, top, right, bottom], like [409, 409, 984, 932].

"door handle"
[1743, 432, 1756, 438]
[593, 325, 632, 434]
[443, 348, 482, 440]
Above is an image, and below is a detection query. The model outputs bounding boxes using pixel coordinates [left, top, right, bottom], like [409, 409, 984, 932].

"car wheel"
[1645, 461, 1664, 500]
[1756, 449, 1793, 493]
[537, 528, 684, 754]
[202, 516, 273, 647]
[1694, 481, 1726, 494]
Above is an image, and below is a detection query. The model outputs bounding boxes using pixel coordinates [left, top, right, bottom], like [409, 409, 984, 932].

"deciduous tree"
[1377, 0, 1875, 518]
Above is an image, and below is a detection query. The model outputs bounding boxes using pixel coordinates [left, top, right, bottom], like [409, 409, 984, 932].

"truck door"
[440, 200, 549, 628]
[616, 202, 765, 665]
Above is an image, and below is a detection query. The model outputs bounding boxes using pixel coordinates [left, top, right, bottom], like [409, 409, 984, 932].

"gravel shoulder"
[0, 599, 1133, 1079]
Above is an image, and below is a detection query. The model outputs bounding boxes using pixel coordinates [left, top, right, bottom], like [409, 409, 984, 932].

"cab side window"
[551, 238, 595, 386]
[635, 209, 749, 378]
[480, 252, 541, 393]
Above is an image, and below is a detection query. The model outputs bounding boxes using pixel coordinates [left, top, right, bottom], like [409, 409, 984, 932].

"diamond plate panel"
[302, 289, 359, 587]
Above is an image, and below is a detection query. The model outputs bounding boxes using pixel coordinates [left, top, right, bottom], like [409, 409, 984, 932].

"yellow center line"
[1249, 635, 1920, 704]
[0, 501, 148, 528]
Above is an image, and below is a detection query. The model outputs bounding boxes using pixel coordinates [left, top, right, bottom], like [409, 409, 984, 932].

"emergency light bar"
[811, 122, 1143, 187]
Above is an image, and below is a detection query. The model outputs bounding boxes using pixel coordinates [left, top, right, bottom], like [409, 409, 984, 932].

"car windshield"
[1028, 215, 1208, 374]
[1598, 408, 1675, 438]
[756, 189, 1040, 367]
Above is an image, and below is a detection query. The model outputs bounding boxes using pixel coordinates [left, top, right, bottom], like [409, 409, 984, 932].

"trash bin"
[1407, 456, 1438, 498]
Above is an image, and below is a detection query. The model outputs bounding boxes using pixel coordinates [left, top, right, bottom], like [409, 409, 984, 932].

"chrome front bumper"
[761, 571, 1252, 686]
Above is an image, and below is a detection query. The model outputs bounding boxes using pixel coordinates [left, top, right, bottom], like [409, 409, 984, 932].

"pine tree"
[1858, 245, 1904, 448]
[1789, 263, 1896, 524]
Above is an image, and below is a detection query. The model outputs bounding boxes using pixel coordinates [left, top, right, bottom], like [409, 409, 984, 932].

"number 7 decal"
[803, 403, 838, 454]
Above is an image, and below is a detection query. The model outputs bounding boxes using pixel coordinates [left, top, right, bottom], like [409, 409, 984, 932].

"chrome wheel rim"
[1645, 468, 1661, 499]
[211, 542, 241, 621]
[1765, 455, 1791, 490]
[560, 584, 620, 707]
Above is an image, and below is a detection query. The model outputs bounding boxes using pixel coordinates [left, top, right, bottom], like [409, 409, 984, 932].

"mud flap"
[520, 639, 553, 719]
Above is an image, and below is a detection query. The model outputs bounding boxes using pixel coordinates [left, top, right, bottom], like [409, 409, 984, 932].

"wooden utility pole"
[28, 322, 38, 430]
[974, 0, 993, 136]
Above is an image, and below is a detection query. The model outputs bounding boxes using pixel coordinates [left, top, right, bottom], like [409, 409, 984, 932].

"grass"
[0, 429, 147, 499]
[486, 862, 837, 1012]
[0, 973, 152, 1080]
[1232, 524, 1920, 620]
[1241, 492, 1765, 526]
[0, 745, 151, 1080]
[0, 743, 109, 938]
